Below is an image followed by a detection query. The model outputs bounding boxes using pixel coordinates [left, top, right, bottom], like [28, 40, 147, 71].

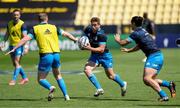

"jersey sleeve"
[28, 28, 35, 39]
[83, 26, 91, 36]
[98, 34, 107, 45]
[56, 26, 64, 36]
[128, 32, 137, 42]
[21, 23, 28, 35]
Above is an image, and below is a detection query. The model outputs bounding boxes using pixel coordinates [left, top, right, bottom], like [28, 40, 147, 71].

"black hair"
[131, 16, 143, 27]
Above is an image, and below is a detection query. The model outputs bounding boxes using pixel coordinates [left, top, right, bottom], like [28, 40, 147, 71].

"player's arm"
[121, 45, 140, 53]
[84, 34, 106, 53]
[85, 44, 105, 53]
[21, 23, 29, 54]
[5, 29, 34, 55]
[62, 31, 78, 42]
[57, 27, 78, 42]
[114, 33, 130, 46]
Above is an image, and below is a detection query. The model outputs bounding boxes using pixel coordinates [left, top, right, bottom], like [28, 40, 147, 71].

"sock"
[113, 74, 125, 87]
[158, 90, 168, 97]
[39, 79, 51, 90]
[57, 78, 68, 96]
[161, 80, 170, 88]
[88, 74, 102, 89]
[19, 67, 27, 79]
[12, 68, 21, 81]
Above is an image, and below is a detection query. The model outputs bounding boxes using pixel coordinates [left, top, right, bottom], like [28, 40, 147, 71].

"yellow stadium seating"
[74, 0, 180, 25]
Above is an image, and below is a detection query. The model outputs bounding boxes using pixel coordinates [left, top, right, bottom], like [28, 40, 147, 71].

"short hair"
[131, 16, 143, 27]
[12, 9, 21, 14]
[90, 17, 100, 24]
[38, 13, 48, 22]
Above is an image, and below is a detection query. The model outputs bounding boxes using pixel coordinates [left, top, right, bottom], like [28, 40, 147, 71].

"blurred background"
[0, 0, 180, 50]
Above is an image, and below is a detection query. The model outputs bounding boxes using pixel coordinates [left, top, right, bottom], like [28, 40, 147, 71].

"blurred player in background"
[6, 13, 78, 101]
[114, 16, 176, 101]
[1, 9, 29, 85]
[142, 12, 156, 62]
[83, 17, 127, 97]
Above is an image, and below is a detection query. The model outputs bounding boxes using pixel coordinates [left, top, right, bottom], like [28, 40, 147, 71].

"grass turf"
[0, 49, 179, 108]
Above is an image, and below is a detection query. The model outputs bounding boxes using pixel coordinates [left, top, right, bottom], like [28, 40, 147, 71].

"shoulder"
[84, 25, 92, 32]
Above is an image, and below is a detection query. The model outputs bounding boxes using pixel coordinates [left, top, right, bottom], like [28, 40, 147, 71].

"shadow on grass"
[55, 96, 151, 102]
[0, 98, 43, 101]
[138, 104, 180, 107]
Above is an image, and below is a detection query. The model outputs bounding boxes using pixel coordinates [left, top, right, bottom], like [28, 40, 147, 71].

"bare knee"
[143, 77, 150, 86]
[107, 75, 114, 80]
[84, 66, 92, 76]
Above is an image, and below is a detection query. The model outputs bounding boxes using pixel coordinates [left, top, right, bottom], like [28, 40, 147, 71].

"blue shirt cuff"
[28, 33, 34, 39]
[127, 37, 133, 42]
[99, 42, 106, 45]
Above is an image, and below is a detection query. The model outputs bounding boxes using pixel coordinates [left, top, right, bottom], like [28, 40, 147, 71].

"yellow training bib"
[8, 20, 24, 46]
[33, 24, 60, 53]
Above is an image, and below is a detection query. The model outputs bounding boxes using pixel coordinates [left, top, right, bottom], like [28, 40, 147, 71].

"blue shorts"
[144, 51, 164, 74]
[38, 53, 61, 72]
[88, 52, 113, 69]
[9, 46, 23, 57]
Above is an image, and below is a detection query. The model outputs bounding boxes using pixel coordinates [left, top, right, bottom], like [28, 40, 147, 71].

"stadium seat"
[157, 0, 165, 5]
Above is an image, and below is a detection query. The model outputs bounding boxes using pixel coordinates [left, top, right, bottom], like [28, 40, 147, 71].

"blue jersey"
[128, 27, 160, 57]
[84, 25, 109, 54]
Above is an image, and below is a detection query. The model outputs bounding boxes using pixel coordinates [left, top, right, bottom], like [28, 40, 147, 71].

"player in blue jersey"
[83, 17, 127, 97]
[114, 16, 176, 101]
[2, 9, 29, 85]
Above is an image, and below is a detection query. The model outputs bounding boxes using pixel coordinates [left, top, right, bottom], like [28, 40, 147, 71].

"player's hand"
[121, 48, 129, 53]
[114, 33, 121, 43]
[5, 49, 15, 55]
[74, 37, 79, 43]
[83, 43, 91, 50]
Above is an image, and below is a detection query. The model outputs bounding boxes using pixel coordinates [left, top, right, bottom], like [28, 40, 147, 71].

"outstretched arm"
[5, 35, 32, 55]
[114, 34, 130, 46]
[121, 45, 140, 53]
[62, 31, 78, 42]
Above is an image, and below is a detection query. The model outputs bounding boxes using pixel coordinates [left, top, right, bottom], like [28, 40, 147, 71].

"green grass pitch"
[0, 49, 179, 108]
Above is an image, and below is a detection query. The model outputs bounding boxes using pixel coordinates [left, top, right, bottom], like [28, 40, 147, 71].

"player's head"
[12, 9, 21, 22]
[90, 17, 101, 32]
[38, 13, 48, 23]
[131, 16, 143, 30]
[143, 12, 148, 19]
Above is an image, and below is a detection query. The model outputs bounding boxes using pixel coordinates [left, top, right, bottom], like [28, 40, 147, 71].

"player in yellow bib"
[7, 13, 78, 101]
[3, 9, 29, 85]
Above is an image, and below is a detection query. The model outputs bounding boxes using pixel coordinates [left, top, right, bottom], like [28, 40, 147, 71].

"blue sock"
[88, 74, 102, 89]
[19, 67, 27, 79]
[158, 90, 168, 97]
[161, 80, 170, 88]
[12, 68, 21, 81]
[57, 78, 68, 96]
[113, 74, 125, 87]
[39, 79, 51, 90]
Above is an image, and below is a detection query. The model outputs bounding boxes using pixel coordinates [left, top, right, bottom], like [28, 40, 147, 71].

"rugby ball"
[78, 36, 89, 49]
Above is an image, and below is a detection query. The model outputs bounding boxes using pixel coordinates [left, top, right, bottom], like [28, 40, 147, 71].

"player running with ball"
[82, 17, 127, 97]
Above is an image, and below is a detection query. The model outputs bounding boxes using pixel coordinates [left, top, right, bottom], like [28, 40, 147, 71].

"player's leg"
[38, 54, 55, 101]
[143, 68, 168, 101]
[100, 52, 127, 96]
[104, 68, 127, 96]
[84, 56, 103, 97]
[52, 68, 70, 101]
[154, 77, 176, 98]
[52, 53, 70, 101]
[18, 46, 29, 85]
[144, 52, 169, 101]
[9, 46, 22, 85]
